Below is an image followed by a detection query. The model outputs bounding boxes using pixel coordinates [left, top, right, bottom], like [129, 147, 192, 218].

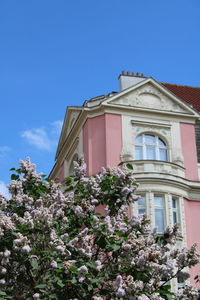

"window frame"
[172, 196, 180, 226]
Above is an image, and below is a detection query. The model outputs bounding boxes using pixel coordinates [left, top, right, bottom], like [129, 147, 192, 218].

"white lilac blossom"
[138, 296, 150, 300]
[50, 260, 57, 268]
[95, 260, 102, 271]
[4, 250, 11, 257]
[22, 245, 31, 253]
[78, 275, 85, 283]
[0, 279, 6, 285]
[33, 293, 40, 299]
[0, 267, 7, 274]
[78, 265, 88, 273]
[116, 287, 126, 297]
[0, 157, 199, 299]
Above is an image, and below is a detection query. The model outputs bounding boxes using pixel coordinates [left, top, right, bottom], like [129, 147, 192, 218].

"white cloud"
[0, 181, 10, 198]
[22, 128, 52, 151]
[21, 120, 63, 151]
[0, 146, 10, 157]
[51, 120, 63, 135]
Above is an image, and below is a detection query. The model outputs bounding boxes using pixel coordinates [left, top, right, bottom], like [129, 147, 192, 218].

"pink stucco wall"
[83, 114, 122, 175]
[83, 113, 122, 216]
[105, 114, 122, 166]
[83, 115, 106, 175]
[184, 198, 200, 286]
[180, 123, 198, 180]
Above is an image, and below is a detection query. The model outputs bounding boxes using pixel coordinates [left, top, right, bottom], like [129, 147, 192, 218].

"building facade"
[50, 72, 200, 288]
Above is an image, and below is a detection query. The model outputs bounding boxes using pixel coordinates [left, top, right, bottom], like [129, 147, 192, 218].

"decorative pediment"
[55, 108, 82, 159]
[66, 111, 80, 136]
[106, 80, 196, 115]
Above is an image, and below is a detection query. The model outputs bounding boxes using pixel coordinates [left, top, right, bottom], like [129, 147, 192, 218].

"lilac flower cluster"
[0, 157, 199, 300]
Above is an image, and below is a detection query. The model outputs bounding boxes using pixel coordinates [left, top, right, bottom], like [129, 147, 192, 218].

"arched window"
[135, 134, 168, 161]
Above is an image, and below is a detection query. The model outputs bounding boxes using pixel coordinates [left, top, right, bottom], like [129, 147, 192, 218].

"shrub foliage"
[0, 158, 199, 300]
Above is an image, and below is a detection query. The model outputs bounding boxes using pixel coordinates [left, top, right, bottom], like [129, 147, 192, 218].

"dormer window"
[135, 134, 168, 161]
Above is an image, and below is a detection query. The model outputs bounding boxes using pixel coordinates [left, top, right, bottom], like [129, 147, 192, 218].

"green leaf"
[112, 244, 121, 251]
[126, 163, 133, 170]
[36, 284, 47, 289]
[71, 277, 77, 284]
[69, 265, 78, 272]
[88, 285, 93, 291]
[57, 281, 65, 288]
[0, 292, 7, 296]
[30, 259, 39, 269]
[11, 174, 19, 180]
[49, 295, 57, 299]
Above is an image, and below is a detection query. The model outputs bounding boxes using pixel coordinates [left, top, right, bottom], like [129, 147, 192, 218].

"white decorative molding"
[178, 196, 187, 245]
[66, 111, 80, 136]
[111, 83, 187, 113]
[64, 137, 79, 161]
[131, 120, 171, 129]
[132, 160, 185, 178]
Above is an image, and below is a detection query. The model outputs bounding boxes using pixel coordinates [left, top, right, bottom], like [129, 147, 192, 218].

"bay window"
[135, 193, 182, 234]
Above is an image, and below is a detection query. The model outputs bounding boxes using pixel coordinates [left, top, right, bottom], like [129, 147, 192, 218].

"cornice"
[102, 103, 198, 122]
[134, 173, 200, 201]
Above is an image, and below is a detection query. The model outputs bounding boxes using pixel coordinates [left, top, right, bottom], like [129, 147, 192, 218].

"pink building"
[50, 72, 200, 290]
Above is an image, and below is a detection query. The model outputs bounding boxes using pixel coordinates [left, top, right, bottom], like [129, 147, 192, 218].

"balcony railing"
[128, 160, 185, 178]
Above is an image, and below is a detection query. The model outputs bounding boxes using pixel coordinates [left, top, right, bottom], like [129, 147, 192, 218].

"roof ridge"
[161, 82, 200, 89]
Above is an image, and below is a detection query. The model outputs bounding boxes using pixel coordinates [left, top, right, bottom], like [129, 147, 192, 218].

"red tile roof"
[161, 82, 200, 112]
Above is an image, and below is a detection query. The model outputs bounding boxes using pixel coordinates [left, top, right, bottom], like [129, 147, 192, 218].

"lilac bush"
[0, 158, 199, 299]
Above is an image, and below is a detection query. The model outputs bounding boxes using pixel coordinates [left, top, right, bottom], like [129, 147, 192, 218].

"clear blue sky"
[0, 0, 200, 196]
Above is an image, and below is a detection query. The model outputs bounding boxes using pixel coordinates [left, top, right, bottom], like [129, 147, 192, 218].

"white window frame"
[135, 134, 168, 161]
[172, 196, 180, 226]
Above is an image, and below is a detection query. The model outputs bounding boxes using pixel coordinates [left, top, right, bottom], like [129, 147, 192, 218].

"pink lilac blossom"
[0, 157, 199, 299]
[33, 293, 40, 299]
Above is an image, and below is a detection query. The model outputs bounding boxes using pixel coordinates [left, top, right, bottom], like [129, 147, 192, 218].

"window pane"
[172, 198, 176, 208]
[139, 208, 146, 215]
[173, 211, 177, 224]
[135, 146, 143, 160]
[155, 209, 165, 232]
[158, 138, 166, 147]
[146, 146, 156, 159]
[138, 196, 146, 206]
[145, 135, 155, 144]
[154, 196, 164, 207]
[135, 135, 143, 144]
[159, 149, 167, 161]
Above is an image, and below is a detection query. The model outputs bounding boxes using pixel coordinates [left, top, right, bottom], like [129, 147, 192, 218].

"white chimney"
[118, 71, 146, 91]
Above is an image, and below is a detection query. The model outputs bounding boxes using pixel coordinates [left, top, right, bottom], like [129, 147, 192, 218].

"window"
[154, 195, 165, 233]
[133, 193, 182, 235]
[138, 195, 146, 215]
[172, 197, 179, 225]
[135, 134, 168, 161]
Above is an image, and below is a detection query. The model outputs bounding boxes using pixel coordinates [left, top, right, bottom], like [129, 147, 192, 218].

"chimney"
[118, 71, 146, 91]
